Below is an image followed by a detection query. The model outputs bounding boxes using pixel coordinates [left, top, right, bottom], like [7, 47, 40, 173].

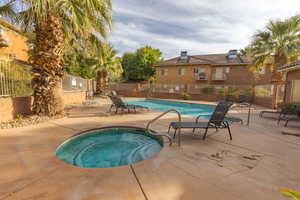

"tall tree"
[0, 0, 112, 116]
[90, 42, 123, 93]
[245, 15, 300, 81]
[122, 46, 162, 81]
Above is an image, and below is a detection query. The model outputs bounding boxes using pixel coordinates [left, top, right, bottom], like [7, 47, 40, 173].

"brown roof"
[278, 60, 300, 72]
[155, 53, 251, 67]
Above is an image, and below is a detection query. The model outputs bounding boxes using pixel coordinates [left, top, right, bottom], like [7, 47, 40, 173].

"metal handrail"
[146, 109, 182, 147]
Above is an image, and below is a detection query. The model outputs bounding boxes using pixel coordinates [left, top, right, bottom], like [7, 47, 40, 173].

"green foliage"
[245, 15, 300, 72]
[201, 86, 215, 94]
[219, 87, 239, 97]
[181, 92, 191, 100]
[280, 189, 300, 200]
[122, 46, 162, 81]
[241, 87, 254, 96]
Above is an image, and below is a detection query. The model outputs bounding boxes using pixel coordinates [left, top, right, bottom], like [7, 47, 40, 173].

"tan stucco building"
[0, 18, 29, 61]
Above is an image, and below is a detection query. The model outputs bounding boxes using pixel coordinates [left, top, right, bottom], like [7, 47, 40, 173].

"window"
[215, 67, 224, 80]
[177, 68, 185, 76]
[175, 85, 180, 91]
[160, 69, 168, 76]
[225, 67, 230, 73]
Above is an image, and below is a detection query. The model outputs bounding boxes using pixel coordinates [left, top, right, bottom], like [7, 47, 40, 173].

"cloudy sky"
[109, 0, 300, 58]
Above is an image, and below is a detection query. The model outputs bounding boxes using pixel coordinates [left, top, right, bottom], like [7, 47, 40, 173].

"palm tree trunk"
[31, 13, 65, 116]
[272, 52, 287, 82]
[102, 71, 108, 92]
[96, 71, 102, 94]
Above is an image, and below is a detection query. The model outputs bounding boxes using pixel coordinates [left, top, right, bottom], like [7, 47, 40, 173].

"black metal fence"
[0, 58, 32, 97]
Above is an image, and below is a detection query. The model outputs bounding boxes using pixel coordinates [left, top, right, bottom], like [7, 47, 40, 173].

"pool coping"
[145, 98, 217, 107]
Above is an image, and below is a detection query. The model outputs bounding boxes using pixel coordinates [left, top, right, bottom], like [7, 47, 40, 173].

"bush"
[218, 87, 239, 97]
[181, 92, 191, 100]
[242, 87, 254, 96]
[201, 86, 215, 94]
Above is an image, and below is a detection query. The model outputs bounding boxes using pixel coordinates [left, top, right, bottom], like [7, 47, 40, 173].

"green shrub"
[218, 87, 238, 97]
[242, 87, 254, 96]
[181, 92, 191, 100]
[201, 86, 215, 94]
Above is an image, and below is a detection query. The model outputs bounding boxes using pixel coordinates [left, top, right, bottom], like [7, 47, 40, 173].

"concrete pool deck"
[0, 97, 300, 200]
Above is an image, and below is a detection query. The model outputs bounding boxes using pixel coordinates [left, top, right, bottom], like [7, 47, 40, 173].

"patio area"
[0, 98, 300, 200]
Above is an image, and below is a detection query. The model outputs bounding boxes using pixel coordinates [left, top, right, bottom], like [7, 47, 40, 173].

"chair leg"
[192, 128, 195, 133]
[202, 128, 208, 140]
[227, 125, 232, 140]
[173, 128, 177, 139]
[115, 108, 119, 114]
[108, 105, 113, 112]
[168, 125, 171, 134]
[277, 113, 283, 125]
[284, 120, 289, 127]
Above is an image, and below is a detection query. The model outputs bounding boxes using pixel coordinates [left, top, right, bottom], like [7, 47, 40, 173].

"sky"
[109, 0, 300, 58]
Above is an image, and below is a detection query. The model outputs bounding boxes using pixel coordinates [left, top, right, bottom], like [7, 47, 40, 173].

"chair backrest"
[238, 95, 251, 103]
[108, 95, 126, 108]
[209, 101, 233, 126]
[294, 103, 300, 115]
[225, 95, 234, 102]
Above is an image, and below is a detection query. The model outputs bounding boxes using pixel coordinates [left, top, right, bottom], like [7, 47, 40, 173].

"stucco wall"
[62, 91, 87, 105]
[0, 91, 87, 122]
[0, 29, 28, 61]
[0, 96, 32, 122]
[156, 65, 272, 86]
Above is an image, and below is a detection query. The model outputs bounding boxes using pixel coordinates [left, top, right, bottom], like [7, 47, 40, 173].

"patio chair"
[278, 105, 300, 127]
[234, 95, 251, 108]
[168, 101, 233, 140]
[108, 95, 148, 114]
[260, 103, 300, 124]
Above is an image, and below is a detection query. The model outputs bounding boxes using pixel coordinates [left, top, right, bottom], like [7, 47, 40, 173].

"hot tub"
[56, 126, 163, 168]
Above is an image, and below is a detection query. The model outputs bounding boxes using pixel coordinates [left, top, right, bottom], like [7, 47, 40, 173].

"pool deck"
[1, 97, 300, 200]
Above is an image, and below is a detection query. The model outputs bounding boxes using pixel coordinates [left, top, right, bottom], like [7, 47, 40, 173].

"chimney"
[227, 49, 238, 59]
[180, 51, 188, 60]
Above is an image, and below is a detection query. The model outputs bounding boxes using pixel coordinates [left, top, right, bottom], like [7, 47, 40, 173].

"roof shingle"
[155, 53, 251, 67]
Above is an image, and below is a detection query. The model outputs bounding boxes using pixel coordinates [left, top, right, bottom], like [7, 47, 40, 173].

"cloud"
[109, 0, 300, 58]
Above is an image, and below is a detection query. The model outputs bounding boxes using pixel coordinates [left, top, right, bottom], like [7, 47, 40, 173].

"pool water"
[126, 99, 215, 118]
[56, 128, 163, 168]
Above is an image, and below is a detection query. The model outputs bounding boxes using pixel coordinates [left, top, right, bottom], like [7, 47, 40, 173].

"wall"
[0, 96, 32, 122]
[0, 29, 29, 61]
[285, 69, 300, 103]
[0, 91, 87, 122]
[156, 64, 272, 88]
[62, 91, 87, 105]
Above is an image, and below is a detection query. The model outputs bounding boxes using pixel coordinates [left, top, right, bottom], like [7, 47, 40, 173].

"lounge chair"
[168, 101, 233, 140]
[108, 95, 148, 114]
[278, 105, 300, 127]
[260, 103, 300, 124]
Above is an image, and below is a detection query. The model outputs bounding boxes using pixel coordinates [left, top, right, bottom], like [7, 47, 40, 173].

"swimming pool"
[56, 126, 163, 168]
[126, 99, 215, 118]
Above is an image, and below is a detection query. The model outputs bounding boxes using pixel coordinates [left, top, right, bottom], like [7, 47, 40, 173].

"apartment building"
[278, 61, 300, 103]
[0, 18, 29, 61]
[154, 50, 271, 93]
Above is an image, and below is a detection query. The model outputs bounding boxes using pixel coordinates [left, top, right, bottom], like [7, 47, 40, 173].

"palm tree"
[246, 15, 300, 81]
[0, 0, 112, 116]
[90, 42, 123, 94]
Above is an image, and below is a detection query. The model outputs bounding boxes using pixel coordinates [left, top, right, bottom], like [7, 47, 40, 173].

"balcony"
[211, 73, 227, 81]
